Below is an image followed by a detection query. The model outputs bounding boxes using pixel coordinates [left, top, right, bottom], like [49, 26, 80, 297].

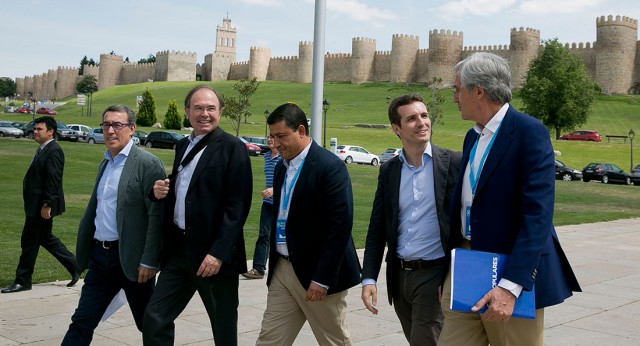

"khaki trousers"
[438, 257, 544, 346]
[256, 257, 352, 346]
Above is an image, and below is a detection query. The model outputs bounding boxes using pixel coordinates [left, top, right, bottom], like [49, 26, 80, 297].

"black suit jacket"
[160, 127, 253, 276]
[362, 144, 461, 304]
[267, 141, 361, 294]
[23, 140, 65, 217]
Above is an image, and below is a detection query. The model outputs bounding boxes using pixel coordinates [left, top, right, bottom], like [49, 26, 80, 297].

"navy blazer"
[23, 140, 65, 217]
[449, 105, 581, 309]
[160, 127, 253, 276]
[266, 140, 361, 294]
[362, 144, 461, 305]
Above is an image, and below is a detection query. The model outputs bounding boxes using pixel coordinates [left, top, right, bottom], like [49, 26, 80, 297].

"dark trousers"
[143, 238, 240, 346]
[15, 216, 77, 287]
[61, 242, 155, 346]
[393, 262, 446, 346]
[251, 202, 273, 274]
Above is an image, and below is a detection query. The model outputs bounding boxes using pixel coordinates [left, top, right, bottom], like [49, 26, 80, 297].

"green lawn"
[1, 81, 639, 286]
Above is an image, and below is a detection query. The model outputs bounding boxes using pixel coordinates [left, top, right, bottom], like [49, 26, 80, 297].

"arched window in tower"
[219, 37, 222, 46]
[224, 37, 228, 47]
[230, 38, 234, 47]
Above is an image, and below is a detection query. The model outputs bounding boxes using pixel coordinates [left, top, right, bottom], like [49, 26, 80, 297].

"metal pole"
[310, 0, 326, 144]
[323, 108, 327, 147]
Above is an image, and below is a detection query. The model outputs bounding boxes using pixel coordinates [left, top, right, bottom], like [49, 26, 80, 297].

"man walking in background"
[2, 116, 79, 294]
[243, 135, 281, 279]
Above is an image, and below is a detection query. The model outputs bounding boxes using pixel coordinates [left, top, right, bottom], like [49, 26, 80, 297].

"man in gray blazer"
[62, 105, 166, 345]
[361, 94, 461, 346]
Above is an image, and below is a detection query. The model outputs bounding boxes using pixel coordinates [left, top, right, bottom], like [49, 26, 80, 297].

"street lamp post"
[264, 109, 269, 137]
[322, 99, 330, 148]
[386, 96, 391, 104]
[629, 129, 635, 172]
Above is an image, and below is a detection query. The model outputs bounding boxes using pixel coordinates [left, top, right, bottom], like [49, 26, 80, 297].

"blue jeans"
[252, 202, 273, 274]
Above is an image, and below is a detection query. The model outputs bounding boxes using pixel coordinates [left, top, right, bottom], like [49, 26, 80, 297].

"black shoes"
[67, 272, 81, 287]
[1, 283, 32, 293]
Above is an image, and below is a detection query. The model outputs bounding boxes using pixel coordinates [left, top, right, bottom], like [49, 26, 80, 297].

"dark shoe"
[1, 283, 32, 293]
[241, 268, 264, 280]
[67, 272, 81, 287]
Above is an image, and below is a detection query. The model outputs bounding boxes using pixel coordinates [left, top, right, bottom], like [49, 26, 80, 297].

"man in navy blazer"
[361, 94, 461, 345]
[143, 86, 253, 345]
[438, 52, 581, 346]
[2, 116, 79, 294]
[256, 103, 361, 345]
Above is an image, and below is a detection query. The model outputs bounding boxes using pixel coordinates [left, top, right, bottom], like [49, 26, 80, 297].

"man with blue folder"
[439, 52, 581, 346]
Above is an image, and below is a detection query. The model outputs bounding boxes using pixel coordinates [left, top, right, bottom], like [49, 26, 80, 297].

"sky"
[1, 0, 639, 80]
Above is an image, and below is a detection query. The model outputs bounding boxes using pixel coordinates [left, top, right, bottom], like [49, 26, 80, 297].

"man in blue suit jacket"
[439, 52, 581, 346]
[257, 103, 361, 345]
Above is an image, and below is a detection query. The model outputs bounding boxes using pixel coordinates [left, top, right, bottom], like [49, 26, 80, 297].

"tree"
[233, 77, 261, 124]
[220, 95, 243, 136]
[76, 75, 98, 116]
[137, 89, 157, 126]
[424, 77, 445, 126]
[79, 56, 89, 75]
[163, 100, 182, 130]
[138, 54, 156, 64]
[521, 38, 599, 139]
[0, 77, 17, 98]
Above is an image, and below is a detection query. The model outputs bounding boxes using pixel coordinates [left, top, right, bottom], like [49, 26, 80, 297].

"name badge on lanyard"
[465, 124, 501, 240]
[275, 158, 305, 245]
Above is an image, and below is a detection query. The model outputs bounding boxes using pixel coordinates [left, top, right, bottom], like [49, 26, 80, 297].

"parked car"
[36, 107, 58, 115]
[559, 130, 602, 142]
[555, 159, 583, 181]
[24, 120, 78, 141]
[380, 148, 402, 164]
[241, 136, 269, 154]
[11, 121, 28, 133]
[131, 135, 140, 146]
[67, 124, 92, 141]
[630, 164, 640, 186]
[133, 130, 149, 145]
[582, 162, 631, 185]
[4, 106, 15, 113]
[335, 145, 379, 166]
[0, 120, 24, 138]
[239, 137, 261, 156]
[86, 128, 104, 144]
[16, 107, 32, 114]
[145, 131, 183, 149]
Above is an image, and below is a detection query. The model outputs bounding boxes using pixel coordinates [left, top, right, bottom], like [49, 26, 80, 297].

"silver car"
[86, 128, 104, 144]
[0, 120, 24, 138]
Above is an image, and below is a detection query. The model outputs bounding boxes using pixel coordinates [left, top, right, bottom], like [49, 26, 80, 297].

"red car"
[239, 137, 261, 156]
[16, 107, 32, 114]
[36, 107, 58, 115]
[559, 130, 602, 142]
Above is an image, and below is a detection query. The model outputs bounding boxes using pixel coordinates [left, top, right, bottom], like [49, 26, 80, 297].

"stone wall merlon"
[353, 37, 376, 42]
[429, 29, 462, 37]
[510, 27, 540, 34]
[597, 15, 638, 28]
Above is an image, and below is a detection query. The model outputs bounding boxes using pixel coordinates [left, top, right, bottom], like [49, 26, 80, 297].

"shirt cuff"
[498, 278, 523, 298]
[311, 280, 329, 290]
[361, 278, 376, 286]
[139, 263, 157, 270]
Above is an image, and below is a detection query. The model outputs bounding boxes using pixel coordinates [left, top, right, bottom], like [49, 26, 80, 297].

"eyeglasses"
[191, 106, 218, 114]
[100, 122, 132, 131]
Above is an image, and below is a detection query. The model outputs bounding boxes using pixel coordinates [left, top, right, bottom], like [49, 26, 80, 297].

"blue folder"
[450, 248, 536, 319]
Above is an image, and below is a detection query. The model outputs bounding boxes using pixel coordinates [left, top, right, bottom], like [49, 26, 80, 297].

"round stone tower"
[350, 37, 376, 84]
[596, 15, 638, 94]
[56, 66, 79, 99]
[390, 34, 419, 83]
[248, 47, 271, 81]
[509, 27, 540, 87]
[428, 29, 463, 86]
[98, 53, 124, 90]
[297, 41, 313, 83]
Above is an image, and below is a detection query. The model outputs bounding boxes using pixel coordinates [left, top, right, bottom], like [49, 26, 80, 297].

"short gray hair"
[454, 52, 512, 104]
[102, 104, 136, 124]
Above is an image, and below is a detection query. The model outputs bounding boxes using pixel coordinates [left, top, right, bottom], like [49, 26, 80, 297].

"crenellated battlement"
[392, 34, 418, 40]
[250, 46, 271, 52]
[353, 37, 376, 43]
[565, 42, 595, 49]
[299, 41, 313, 46]
[463, 44, 510, 52]
[325, 53, 351, 58]
[429, 29, 462, 38]
[156, 50, 197, 57]
[597, 15, 638, 29]
[510, 27, 540, 35]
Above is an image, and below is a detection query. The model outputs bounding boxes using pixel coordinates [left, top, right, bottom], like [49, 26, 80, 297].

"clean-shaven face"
[103, 111, 135, 158]
[393, 101, 431, 148]
[185, 89, 221, 136]
[269, 120, 306, 161]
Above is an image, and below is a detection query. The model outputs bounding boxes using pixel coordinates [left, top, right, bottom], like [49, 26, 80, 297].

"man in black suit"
[143, 85, 253, 345]
[256, 103, 361, 345]
[361, 94, 461, 345]
[2, 116, 79, 294]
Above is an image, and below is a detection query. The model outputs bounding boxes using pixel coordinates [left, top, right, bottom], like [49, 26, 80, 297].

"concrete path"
[1, 218, 639, 345]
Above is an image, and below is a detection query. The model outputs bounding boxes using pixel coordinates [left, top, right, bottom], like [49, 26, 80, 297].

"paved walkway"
[1, 218, 640, 345]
